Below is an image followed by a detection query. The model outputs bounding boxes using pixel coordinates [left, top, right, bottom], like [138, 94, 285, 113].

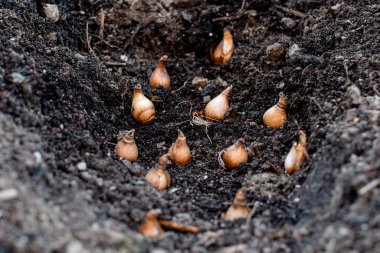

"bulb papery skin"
[204, 85, 232, 120]
[285, 131, 308, 174]
[168, 130, 191, 165]
[150, 55, 170, 89]
[224, 188, 250, 221]
[145, 165, 171, 190]
[222, 138, 248, 169]
[139, 210, 164, 238]
[115, 129, 138, 162]
[132, 84, 155, 124]
[263, 93, 287, 129]
[210, 29, 235, 65]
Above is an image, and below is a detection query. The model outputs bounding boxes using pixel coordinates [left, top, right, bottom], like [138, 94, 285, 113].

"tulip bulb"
[168, 130, 191, 165]
[139, 210, 164, 238]
[132, 84, 155, 124]
[285, 131, 308, 174]
[204, 85, 233, 121]
[150, 55, 170, 89]
[224, 188, 250, 221]
[220, 138, 248, 169]
[115, 129, 138, 162]
[145, 164, 171, 190]
[210, 29, 235, 65]
[263, 92, 287, 129]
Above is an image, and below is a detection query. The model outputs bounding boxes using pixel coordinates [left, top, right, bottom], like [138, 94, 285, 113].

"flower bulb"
[139, 210, 164, 238]
[150, 55, 170, 89]
[204, 85, 232, 121]
[167, 130, 191, 165]
[263, 92, 287, 129]
[220, 138, 248, 169]
[115, 129, 138, 162]
[145, 164, 171, 190]
[285, 131, 308, 174]
[210, 29, 235, 65]
[224, 188, 250, 221]
[131, 84, 155, 124]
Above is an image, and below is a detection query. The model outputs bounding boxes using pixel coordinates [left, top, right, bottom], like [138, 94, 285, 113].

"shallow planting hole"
[1, 1, 379, 252]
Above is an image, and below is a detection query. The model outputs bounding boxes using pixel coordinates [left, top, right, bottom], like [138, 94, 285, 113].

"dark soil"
[1, 0, 379, 252]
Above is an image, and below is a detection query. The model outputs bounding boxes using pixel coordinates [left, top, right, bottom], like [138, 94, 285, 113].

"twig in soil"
[343, 61, 351, 83]
[99, 11, 105, 40]
[358, 179, 380, 195]
[218, 150, 226, 169]
[245, 201, 260, 228]
[159, 220, 199, 233]
[86, 22, 97, 59]
[105, 62, 127, 67]
[105, 141, 117, 146]
[172, 78, 190, 93]
[125, 23, 141, 49]
[274, 5, 306, 17]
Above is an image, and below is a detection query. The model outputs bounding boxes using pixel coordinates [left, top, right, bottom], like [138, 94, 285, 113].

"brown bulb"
[263, 92, 287, 129]
[115, 129, 138, 162]
[132, 84, 155, 124]
[150, 55, 170, 89]
[285, 131, 308, 174]
[167, 130, 191, 165]
[224, 188, 250, 221]
[145, 164, 171, 190]
[204, 85, 233, 121]
[139, 210, 164, 238]
[210, 29, 235, 65]
[220, 138, 248, 169]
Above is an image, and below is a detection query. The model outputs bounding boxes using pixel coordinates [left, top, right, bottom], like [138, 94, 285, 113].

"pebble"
[203, 95, 211, 103]
[47, 32, 57, 42]
[65, 241, 84, 253]
[76, 161, 87, 171]
[266, 43, 286, 61]
[43, 4, 60, 22]
[0, 188, 18, 201]
[80, 172, 92, 181]
[288, 44, 300, 58]
[156, 142, 166, 149]
[345, 84, 363, 105]
[281, 17, 296, 29]
[192, 76, 210, 90]
[7, 72, 26, 84]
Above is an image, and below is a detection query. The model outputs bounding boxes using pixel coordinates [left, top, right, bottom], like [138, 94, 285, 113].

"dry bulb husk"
[160, 130, 191, 165]
[210, 29, 235, 65]
[285, 131, 308, 174]
[115, 129, 138, 162]
[203, 85, 233, 121]
[150, 55, 170, 89]
[219, 138, 248, 169]
[139, 210, 164, 238]
[263, 92, 287, 129]
[132, 84, 155, 124]
[224, 188, 250, 221]
[145, 164, 171, 190]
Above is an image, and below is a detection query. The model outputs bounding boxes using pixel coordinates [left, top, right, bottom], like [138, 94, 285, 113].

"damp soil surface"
[1, 0, 380, 252]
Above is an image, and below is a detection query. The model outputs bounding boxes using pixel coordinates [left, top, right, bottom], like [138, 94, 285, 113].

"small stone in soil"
[266, 43, 286, 61]
[281, 17, 296, 29]
[192, 76, 210, 90]
[43, 4, 60, 22]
